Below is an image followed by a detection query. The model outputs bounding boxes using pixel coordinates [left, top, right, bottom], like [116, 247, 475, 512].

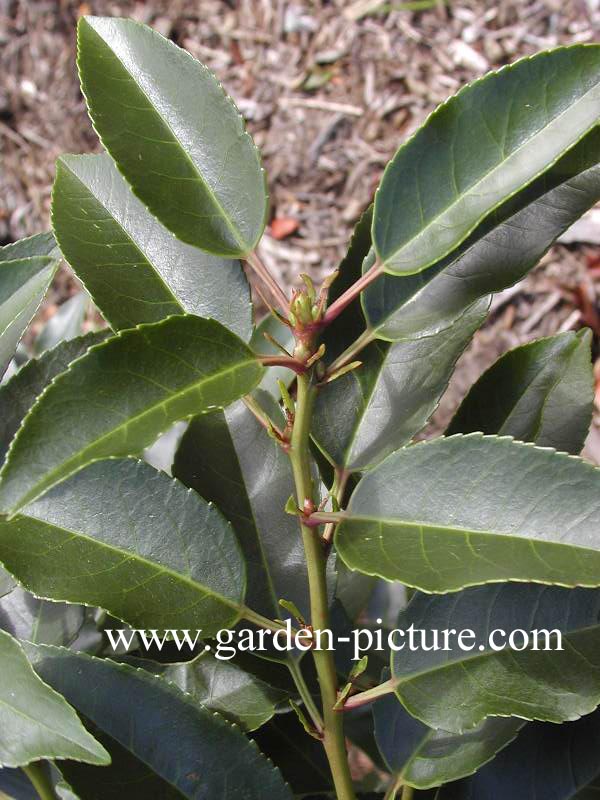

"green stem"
[383, 775, 406, 800]
[289, 372, 357, 800]
[23, 763, 58, 800]
[242, 606, 292, 634]
[326, 327, 376, 376]
[287, 657, 324, 733]
[342, 677, 397, 710]
[322, 468, 349, 546]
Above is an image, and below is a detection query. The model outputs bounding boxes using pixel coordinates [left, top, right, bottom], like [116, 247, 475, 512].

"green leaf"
[0, 629, 109, 768]
[313, 299, 487, 471]
[0, 255, 57, 378]
[364, 129, 600, 340]
[390, 583, 600, 732]
[437, 712, 600, 799]
[323, 206, 373, 362]
[24, 644, 293, 799]
[52, 153, 252, 339]
[373, 45, 600, 275]
[373, 689, 523, 789]
[77, 16, 268, 257]
[141, 651, 286, 731]
[0, 458, 246, 636]
[0, 331, 109, 465]
[336, 434, 600, 592]
[0, 315, 263, 514]
[0, 232, 59, 262]
[34, 293, 89, 356]
[59, 728, 182, 800]
[447, 330, 593, 454]
[173, 392, 311, 627]
[0, 584, 85, 647]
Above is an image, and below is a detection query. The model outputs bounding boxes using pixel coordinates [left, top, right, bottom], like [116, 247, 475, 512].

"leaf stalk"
[23, 763, 58, 800]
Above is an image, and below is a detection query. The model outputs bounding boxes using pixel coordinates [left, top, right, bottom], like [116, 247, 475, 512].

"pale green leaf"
[0, 458, 246, 636]
[77, 17, 268, 256]
[0, 315, 263, 514]
[0, 629, 109, 768]
[336, 434, 600, 592]
[52, 153, 252, 339]
[374, 45, 600, 275]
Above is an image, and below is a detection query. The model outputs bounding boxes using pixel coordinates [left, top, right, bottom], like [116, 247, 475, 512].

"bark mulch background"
[2, 0, 600, 450]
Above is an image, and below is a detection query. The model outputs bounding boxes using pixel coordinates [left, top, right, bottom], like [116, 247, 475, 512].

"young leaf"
[0, 315, 263, 514]
[0, 458, 246, 636]
[0, 254, 57, 377]
[0, 331, 109, 465]
[77, 17, 268, 257]
[52, 154, 252, 339]
[437, 711, 600, 799]
[313, 299, 487, 471]
[447, 330, 593, 454]
[373, 45, 600, 275]
[390, 583, 600, 732]
[364, 130, 600, 340]
[0, 629, 109, 768]
[173, 392, 312, 628]
[24, 644, 293, 799]
[373, 690, 523, 789]
[336, 434, 600, 593]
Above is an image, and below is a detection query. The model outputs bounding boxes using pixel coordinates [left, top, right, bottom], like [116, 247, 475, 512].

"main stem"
[289, 373, 356, 800]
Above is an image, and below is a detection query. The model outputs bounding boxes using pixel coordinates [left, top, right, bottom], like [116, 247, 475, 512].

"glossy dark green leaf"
[314, 299, 487, 471]
[437, 710, 600, 799]
[52, 154, 252, 338]
[0, 458, 246, 636]
[322, 206, 373, 363]
[141, 651, 286, 731]
[173, 391, 311, 626]
[24, 644, 293, 799]
[0, 253, 57, 377]
[0, 584, 85, 647]
[77, 16, 268, 257]
[390, 583, 600, 732]
[373, 691, 523, 789]
[336, 434, 600, 592]
[0, 315, 263, 514]
[0, 331, 109, 465]
[59, 727, 182, 800]
[0, 630, 109, 768]
[447, 330, 593, 454]
[364, 130, 600, 339]
[373, 45, 600, 275]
